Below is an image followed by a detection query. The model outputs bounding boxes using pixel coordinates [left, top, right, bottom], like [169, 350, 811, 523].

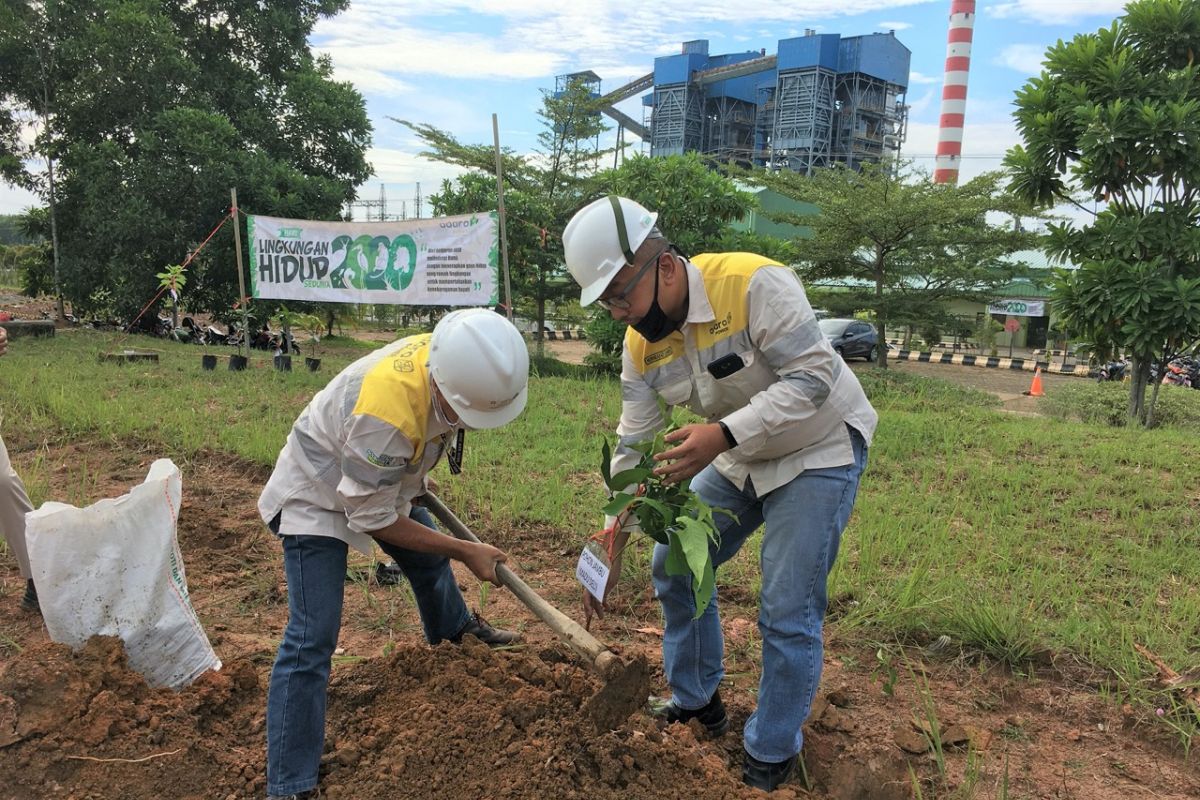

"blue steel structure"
[552, 70, 604, 155]
[639, 31, 910, 173]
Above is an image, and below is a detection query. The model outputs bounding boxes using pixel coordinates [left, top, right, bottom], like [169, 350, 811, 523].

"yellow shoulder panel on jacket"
[624, 326, 685, 375]
[623, 253, 784, 372]
[352, 335, 433, 461]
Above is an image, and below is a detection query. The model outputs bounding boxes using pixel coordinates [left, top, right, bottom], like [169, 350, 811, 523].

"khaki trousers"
[0, 432, 33, 579]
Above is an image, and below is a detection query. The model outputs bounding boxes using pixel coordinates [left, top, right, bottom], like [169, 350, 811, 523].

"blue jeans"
[265, 506, 470, 796]
[651, 426, 867, 763]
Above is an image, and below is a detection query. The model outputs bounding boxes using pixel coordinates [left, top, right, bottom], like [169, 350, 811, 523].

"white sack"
[25, 458, 220, 689]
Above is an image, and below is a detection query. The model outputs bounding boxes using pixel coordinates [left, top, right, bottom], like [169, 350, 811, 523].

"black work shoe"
[374, 560, 404, 586]
[266, 790, 320, 799]
[742, 751, 796, 792]
[452, 612, 519, 646]
[20, 579, 39, 614]
[649, 689, 729, 736]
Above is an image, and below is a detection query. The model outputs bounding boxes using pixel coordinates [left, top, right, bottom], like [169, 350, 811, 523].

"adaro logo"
[708, 312, 732, 336]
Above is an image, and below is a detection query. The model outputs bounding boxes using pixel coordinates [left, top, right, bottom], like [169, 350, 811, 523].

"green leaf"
[674, 517, 718, 618]
[663, 530, 689, 576]
[609, 467, 653, 491]
[692, 560, 716, 620]
[674, 517, 714, 581]
[633, 497, 674, 527]
[599, 439, 612, 489]
[602, 492, 636, 516]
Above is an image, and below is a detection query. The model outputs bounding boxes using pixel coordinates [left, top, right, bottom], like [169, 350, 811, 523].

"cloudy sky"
[0, 0, 1130, 216]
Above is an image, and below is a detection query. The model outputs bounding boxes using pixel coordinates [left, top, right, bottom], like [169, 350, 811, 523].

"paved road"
[546, 339, 1078, 403]
[865, 358, 1076, 399]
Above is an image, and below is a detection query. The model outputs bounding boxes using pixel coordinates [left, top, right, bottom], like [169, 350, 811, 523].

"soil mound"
[0, 635, 761, 800]
[0, 636, 262, 799]
[323, 637, 753, 800]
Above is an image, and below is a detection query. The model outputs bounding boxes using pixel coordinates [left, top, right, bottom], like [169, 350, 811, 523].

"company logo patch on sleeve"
[365, 448, 402, 467]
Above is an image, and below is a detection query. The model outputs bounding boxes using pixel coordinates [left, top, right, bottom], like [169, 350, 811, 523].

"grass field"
[2, 329, 1197, 747]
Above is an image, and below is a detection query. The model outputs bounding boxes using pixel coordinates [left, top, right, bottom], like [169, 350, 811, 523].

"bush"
[857, 369, 997, 411]
[976, 317, 1003, 356]
[530, 354, 610, 380]
[1042, 382, 1200, 429]
[7, 243, 54, 297]
[583, 311, 625, 375]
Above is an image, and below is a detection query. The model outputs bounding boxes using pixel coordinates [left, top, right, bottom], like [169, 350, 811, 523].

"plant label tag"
[576, 544, 610, 602]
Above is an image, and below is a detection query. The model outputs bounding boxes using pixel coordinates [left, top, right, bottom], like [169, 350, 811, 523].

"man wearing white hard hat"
[563, 196, 876, 792]
[259, 309, 529, 800]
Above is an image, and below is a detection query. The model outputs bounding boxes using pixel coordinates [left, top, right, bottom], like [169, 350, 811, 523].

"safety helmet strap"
[608, 195, 637, 264]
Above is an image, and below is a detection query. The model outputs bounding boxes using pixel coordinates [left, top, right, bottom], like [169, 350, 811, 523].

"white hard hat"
[562, 195, 658, 307]
[429, 309, 529, 429]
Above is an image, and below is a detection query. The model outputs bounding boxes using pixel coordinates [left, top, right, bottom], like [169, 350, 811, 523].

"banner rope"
[115, 210, 234, 349]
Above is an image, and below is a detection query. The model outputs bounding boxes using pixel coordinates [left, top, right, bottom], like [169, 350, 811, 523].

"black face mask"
[632, 267, 678, 343]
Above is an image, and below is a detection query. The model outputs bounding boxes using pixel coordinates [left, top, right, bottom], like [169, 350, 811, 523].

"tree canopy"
[0, 0, 372, 319]
[1005, 0, 1200, 424]
[402, 76, 614, 348]
[748, 162, 1039, 368]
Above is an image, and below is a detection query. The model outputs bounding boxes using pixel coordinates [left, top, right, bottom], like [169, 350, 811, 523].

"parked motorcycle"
[1097, 360, 1129, 382]
[1161, 356, 1199, 389]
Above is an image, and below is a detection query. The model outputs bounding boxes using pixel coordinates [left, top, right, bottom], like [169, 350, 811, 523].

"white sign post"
[576, 545, 611, 603]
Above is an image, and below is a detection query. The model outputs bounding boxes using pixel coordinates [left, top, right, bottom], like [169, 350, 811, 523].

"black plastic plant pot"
[305, 357, 321, 372]
[274, 354, 292, 371]
[201, 354, 218, 371]
[229, 354, 248, 371]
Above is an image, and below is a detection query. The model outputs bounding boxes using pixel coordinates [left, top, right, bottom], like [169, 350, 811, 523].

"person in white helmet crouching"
[259, 308, 529, 800]
[563, 196, 876, 792]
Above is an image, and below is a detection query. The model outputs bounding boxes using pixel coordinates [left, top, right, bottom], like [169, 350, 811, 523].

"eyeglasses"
[596, 246, 666, 311]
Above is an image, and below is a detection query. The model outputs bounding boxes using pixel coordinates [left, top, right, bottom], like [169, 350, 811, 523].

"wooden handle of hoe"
[423, 491, 622, 678]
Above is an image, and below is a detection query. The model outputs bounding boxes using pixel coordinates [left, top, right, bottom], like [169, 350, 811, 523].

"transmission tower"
[344, 184, 407, 222]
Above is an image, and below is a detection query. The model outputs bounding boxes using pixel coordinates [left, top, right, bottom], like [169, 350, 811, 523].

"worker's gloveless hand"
[652, 423, 729, 484]
[583, 552, 622, 631]
[462, 541, 507, 584]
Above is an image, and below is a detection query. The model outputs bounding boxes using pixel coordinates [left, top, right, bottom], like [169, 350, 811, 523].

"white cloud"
[899, 118, 1020, 182]
[994, 44, 1048, 75]
[365, 147, 468, 187]
[878, 21, 913, 30]
[0, 184, 40, 215]
[988, 1, 1127, 24]
[906, 89, 938, 118]
[908, 71, 940, 85]
[314, 27, 562, 82]
[329, 66, 414, 97]
[313, 1, 940, 84]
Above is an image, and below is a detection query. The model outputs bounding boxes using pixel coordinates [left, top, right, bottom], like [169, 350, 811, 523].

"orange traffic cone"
[1023, 367, 1045, 397]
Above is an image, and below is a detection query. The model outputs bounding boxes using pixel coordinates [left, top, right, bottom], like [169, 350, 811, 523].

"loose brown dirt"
[0, 326, 1196, 799]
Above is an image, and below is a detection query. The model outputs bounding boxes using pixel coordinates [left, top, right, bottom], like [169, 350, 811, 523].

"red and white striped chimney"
[934, 0, 976, 185]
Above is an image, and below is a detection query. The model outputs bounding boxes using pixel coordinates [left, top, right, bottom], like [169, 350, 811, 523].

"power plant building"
[585, 31, 911, 175]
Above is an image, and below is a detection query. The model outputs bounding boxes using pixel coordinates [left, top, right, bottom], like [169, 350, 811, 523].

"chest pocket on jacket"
[697, 349, 774, 415]
[645, 358, 693, 407]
